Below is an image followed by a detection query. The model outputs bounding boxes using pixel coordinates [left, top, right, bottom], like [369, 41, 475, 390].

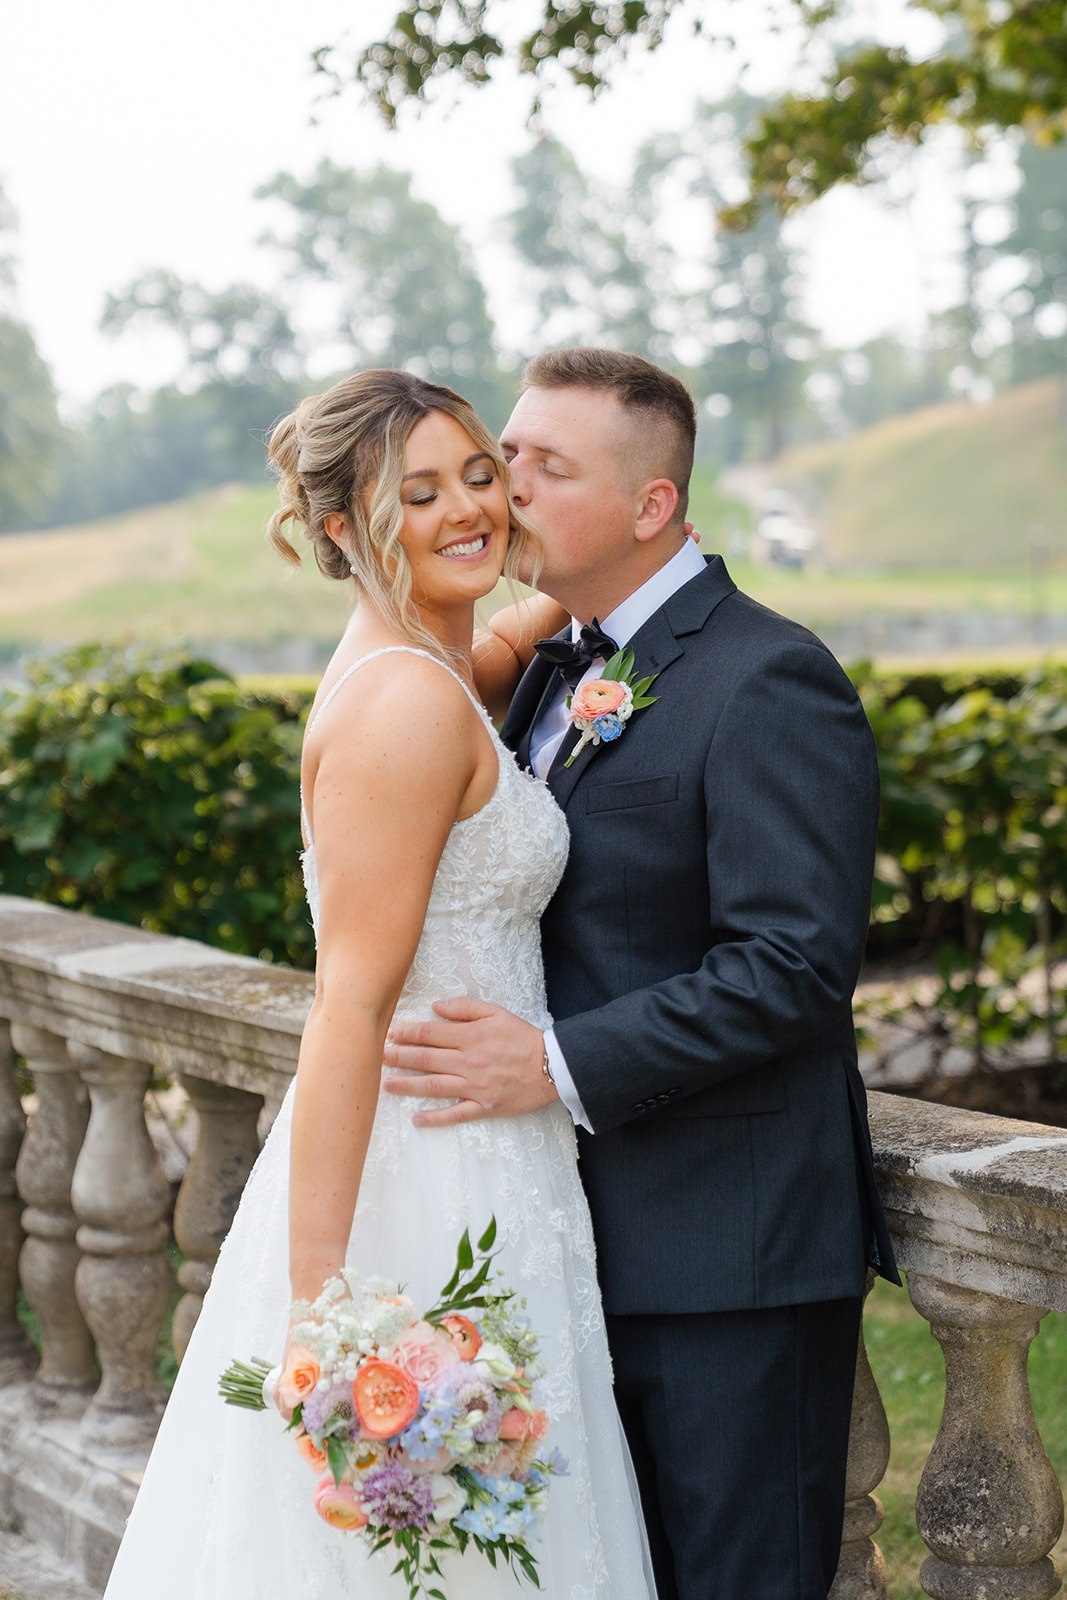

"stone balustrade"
[0, 892, 1065, 1598]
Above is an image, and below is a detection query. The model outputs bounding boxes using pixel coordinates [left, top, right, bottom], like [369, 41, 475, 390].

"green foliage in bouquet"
[0, 642, 314, 968]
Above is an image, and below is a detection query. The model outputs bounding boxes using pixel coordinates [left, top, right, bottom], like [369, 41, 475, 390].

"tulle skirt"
[104, 1077, 656, 1600]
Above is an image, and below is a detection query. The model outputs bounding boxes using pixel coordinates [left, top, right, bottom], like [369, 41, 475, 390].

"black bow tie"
[533, 619, 619, 691]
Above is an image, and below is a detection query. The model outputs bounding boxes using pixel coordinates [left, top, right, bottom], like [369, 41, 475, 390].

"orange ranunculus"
[313, 1474, 367, 1531]
[570, 679, 627, 722]
[277, 1345, 321, 1417]
[441, 1314, 481, 1361]
[353, 1358, 420, 1438]
[296, 1431, 328, 1473]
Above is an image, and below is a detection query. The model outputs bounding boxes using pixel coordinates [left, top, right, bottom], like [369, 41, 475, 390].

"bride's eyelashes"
[406, 471, 498, 508]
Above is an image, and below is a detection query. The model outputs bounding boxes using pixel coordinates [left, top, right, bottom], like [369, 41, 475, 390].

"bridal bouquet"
[219, 1219, 566, 1599]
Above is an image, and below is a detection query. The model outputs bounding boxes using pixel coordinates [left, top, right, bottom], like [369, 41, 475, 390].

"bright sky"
[0, 0, 973, 410]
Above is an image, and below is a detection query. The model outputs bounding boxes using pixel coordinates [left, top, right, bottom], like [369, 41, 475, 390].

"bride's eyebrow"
[401, 452, 494, 483]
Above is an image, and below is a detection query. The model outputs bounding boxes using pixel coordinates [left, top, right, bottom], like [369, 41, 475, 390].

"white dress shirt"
[533, 539, 708, 1130]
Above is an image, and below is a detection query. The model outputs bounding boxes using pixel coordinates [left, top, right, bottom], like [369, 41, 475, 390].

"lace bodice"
[300, 647, 569, 1030]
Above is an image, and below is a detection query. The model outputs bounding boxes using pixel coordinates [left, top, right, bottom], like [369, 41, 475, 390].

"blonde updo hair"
[268, 369, 537, 662]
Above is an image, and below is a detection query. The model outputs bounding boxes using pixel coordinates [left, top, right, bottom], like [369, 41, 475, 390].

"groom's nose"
[508, 462, 532, 506]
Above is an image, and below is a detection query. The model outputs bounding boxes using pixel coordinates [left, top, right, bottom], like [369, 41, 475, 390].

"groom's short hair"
[522, 348, 696, 522]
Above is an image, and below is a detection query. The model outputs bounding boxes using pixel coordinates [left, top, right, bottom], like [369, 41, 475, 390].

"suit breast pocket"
[586, 774, 679, 813]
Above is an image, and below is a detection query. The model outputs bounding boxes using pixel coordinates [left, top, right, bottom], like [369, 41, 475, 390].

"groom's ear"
[633, 478, 680, 543]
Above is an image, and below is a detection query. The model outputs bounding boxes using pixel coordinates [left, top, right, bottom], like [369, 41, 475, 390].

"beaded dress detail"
[105, 647, 655, 1600]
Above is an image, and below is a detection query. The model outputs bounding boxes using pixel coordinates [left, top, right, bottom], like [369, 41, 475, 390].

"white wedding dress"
[104, 647, 655, 1600]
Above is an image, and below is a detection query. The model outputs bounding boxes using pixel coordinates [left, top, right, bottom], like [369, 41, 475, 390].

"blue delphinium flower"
[400, 1395, 456, 1460]
[595, 713, 623, 742]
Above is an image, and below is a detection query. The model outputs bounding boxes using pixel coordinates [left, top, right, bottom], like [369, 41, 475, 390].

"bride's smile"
[396, 410, 511, 614]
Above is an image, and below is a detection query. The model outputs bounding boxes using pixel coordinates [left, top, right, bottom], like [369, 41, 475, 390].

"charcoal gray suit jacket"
[502, 555, 898, 1316]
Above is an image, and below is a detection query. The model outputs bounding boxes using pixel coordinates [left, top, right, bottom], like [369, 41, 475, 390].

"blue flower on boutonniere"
[564, 648, 659, 768]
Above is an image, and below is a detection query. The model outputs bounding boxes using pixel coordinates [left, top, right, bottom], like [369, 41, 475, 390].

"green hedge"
[0, 644, 315, 968]
[856, 662, 1067, 1059]
[1, 646, 1064, 1059]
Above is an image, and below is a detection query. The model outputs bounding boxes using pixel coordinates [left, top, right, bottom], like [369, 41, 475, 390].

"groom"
[384, 348, 898, 1598]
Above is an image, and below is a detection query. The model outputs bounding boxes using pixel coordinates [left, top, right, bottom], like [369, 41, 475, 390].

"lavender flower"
[301, 1381, 357, 1438]
[437, 1367, 503, 1442]
[361, 1460, 435, 1530]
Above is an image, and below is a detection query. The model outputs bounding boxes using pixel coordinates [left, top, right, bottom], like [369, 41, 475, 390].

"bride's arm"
[287, 663, 481, 1305]
[474, 592, 570, 723]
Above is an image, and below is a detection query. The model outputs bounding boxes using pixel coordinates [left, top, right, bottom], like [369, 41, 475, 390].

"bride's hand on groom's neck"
[383, 998, 555, 1127]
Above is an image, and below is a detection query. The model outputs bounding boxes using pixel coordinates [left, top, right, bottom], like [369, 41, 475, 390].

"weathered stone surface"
[869, 1093, 1067, 1313]
[909, 1275, 1063, 1600]
[13, 1025, 97, 1396]
[69, 1043, 174, 1455]
[172, 1073, 263, 1360]
[0, 1381, 134, 1593]
[0, 893, 310, 1104]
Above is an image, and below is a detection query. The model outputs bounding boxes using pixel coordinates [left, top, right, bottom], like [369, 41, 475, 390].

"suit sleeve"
[553, 640, 879, 1133]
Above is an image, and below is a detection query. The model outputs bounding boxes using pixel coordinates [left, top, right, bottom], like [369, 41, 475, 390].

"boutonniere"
[564, 649, 660, 768]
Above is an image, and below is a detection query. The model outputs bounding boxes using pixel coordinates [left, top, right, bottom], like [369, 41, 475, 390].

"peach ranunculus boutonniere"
[564, 648, 660, 768]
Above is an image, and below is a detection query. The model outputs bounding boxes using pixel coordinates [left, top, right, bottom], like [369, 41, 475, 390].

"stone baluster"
[171, 1073, 263, 1362]
[908, 1273, 1064, 1600]
[831, 1272, 890, 1600]
[11, 1023, 98, 1402]
[0, 1018, 37, 1380]
[68, 1041, 173, 1453]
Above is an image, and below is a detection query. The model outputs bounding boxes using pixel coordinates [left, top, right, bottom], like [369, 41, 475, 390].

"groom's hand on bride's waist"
[383, 998, 557, 1126]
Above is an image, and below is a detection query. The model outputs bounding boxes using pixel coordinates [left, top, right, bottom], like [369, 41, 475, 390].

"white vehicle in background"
[755, 491, 818, 570]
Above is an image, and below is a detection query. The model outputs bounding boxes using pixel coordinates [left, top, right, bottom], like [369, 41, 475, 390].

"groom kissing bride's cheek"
[384, 346, 900, 1600]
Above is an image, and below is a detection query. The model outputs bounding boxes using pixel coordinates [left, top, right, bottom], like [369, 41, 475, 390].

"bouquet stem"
[219, 1356, 273, 1411]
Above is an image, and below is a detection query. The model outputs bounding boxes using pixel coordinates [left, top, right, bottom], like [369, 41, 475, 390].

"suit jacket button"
[630, 1103, 645, 1116]
[656, 1093, 671, 1105]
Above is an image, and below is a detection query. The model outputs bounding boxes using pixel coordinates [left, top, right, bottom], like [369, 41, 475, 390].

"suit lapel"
[501, 652, 560, 767]
[546, 556, 738, 809]
[546, 607, 686, 808]
[512, 556, 739, 803]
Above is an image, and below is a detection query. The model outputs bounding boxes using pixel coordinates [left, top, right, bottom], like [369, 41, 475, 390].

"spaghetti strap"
[300, 646, 494, 847]
[304, 647, 487, 741]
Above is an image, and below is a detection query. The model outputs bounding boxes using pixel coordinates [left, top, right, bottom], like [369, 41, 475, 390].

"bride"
[103, 369, 656, 1600]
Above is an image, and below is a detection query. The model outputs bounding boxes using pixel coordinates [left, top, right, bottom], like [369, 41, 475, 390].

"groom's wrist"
[543, 1028, 593, 1132]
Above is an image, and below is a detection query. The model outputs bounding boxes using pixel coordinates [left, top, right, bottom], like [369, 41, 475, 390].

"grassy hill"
[0, 484, 351, 656]
[777, 377, 1067, 570]
[0, 467, 748, 658]
[1, 401, 1065, 672]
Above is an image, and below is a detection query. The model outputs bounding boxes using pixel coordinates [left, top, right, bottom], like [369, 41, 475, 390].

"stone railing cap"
[0, 896, 312, 1032]
[870, 1090, 1067, 1213]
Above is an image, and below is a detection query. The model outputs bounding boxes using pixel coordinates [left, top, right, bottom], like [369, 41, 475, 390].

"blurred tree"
[995, 140, 1067, 386]
[343, 2, 1067, 222]
[510, 136, 663, 357]
[46, 381, 299, 524]
[101, 271, 303, 388]
[257, 159, 507, 424]
[631, 97, 817, 458]
[0, 185, 66, 531]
